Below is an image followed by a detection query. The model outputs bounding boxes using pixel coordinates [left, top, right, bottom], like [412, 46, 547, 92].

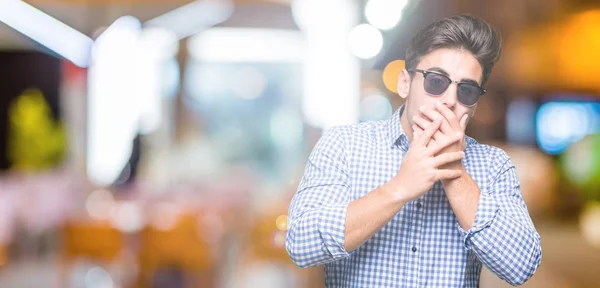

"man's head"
[397, 14, 502, 137]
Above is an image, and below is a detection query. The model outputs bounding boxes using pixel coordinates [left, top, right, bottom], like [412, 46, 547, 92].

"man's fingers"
[415, 117, 442, 147]
[435, 169, 462, 180]
[413, 124, 437, 147]
[420, 106, 454, 136]
[460, 114, 468, 130]
[413, 115, 445, 142]
[413, 124, 424, 134]
[412, 115, 430, 130]
[427, 132, 463, 156]
[433, 151, 465, 167]
[434, 102, 461, 130]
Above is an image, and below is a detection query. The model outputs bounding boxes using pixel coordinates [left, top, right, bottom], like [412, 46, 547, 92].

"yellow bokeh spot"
[382, 59, 405, 93]
[8, 88, 66, 171]
[580, 201, 600, 249]
[275, 215, 288, 231]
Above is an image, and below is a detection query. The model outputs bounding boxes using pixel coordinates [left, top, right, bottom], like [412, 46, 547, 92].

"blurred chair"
[236, 202, 324, 288]
[248, 212, 292, 264]
[0, 243, 6, 268]
[136, 211, 215, 288]
[60, 219, 123, 286]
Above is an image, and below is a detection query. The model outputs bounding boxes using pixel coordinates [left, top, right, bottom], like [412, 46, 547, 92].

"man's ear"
[397, 69, 411, 99]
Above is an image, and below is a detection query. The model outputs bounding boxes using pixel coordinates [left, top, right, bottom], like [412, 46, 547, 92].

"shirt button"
[412, 247, 417, 252]
[416, 202, 422, 209]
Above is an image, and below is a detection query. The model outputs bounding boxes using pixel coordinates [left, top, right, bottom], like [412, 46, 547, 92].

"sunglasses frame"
[407, 69, 486, 107]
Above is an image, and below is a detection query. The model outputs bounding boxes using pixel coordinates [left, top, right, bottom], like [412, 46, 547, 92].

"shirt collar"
[387, 104, 409, 149]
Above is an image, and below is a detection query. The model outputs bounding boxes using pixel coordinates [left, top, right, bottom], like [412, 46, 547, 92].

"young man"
[286, 14, 542, 287]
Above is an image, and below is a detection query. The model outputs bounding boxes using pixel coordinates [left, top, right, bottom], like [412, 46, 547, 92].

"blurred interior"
[0, 0, 599, 287]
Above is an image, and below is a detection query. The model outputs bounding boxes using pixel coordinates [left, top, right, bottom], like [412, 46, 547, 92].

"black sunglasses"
[408, 69, 486, 107]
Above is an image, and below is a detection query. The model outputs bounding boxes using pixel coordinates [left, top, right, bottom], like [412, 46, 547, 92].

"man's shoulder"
[327, 120, 388, 143]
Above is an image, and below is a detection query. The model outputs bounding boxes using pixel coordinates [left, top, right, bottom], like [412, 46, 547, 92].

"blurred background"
[0, 0, 599, 287]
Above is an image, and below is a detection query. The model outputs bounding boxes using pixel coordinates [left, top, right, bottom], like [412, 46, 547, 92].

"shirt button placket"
[413, 198, 426, 287]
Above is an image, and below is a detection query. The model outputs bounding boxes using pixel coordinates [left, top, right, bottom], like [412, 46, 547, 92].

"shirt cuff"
[457, 191, 499, 249]
[318, 203, 350, 258]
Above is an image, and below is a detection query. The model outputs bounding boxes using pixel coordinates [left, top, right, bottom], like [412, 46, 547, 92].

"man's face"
[398, 48, 483, 138]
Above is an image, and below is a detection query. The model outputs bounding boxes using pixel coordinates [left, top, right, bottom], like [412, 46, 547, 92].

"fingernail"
[436, 102, 442, 106]
[456, 132, 463, 138]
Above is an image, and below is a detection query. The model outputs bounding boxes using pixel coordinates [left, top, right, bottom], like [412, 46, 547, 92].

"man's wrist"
[440, 157, 464, 171]
[378, 182, 409, 208]
[442, 162, 466, 186]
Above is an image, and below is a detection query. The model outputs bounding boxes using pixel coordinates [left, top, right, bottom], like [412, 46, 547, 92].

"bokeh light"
[365, 0, 407, 30]
[109, 201, 144, 233]
[580, 202, 600, 249]
[382, 59, 405, 93]
[291, 0, 357, 33]
[270, 230, 286, 249]
[84, 266, 114, 288]
[561, 134, 600, 200]
[275, 215, 288, 231]
[536, 102, 599, 154]
[86, 189, 115, 220]
[556, 10, 600, 91]
[150, 202, 181, 231]
[348, 24, 383, 59]
[360, 92, 393, 122]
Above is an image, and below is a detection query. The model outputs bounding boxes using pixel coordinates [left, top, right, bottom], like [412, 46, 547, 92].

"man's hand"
[413, 102, 468, 158]
[383, 116, 464, 202]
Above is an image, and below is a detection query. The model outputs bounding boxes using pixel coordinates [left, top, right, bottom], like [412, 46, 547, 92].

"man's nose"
[440, 83, 458, 109]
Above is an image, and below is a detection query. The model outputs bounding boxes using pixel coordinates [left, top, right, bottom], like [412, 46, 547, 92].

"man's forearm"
[442, 164, 480, 230]
[469, 210, 542, 285]
[443, 163, 542, 285]
[344, 184, 408, 252]
[286, 183, 408, 268]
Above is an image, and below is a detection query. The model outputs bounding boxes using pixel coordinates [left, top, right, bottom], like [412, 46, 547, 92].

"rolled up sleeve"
[457, 153, 542, 286]
[286, 127, 351, 268]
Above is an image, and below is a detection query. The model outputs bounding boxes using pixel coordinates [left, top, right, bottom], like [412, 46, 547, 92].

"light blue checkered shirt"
[286, 105, 542, 287]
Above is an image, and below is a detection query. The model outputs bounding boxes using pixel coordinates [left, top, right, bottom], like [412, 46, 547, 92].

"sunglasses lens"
[423, 73, 450, 95]
[457, 84, 482, 106]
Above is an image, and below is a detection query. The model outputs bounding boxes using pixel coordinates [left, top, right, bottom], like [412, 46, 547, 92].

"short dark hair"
[405, 14, 502, 85]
